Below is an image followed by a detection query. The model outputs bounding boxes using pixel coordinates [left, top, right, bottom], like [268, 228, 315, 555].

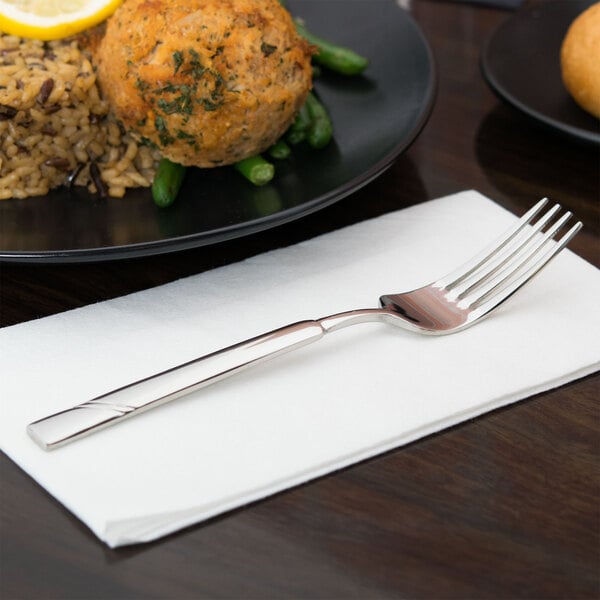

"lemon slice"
[0, 0, 122, 40]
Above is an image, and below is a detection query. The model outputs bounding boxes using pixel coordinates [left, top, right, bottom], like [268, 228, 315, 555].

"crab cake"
[95, 0, 313, 167]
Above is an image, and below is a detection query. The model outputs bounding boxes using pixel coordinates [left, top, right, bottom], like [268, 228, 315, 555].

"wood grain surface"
[1, 1, 598, 598]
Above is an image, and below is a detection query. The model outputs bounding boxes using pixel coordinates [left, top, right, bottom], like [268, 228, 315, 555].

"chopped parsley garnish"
[156, 85, 194, 115]
[134, 77, 150, 92]
[175, 129, 197, 147]
[139, 136, 158, 149]
[173, 51, 184, 74]
[201, 99, 220, 111]
[184, 48, 206, 80]
[261, 42, 277, 56]
[176, 129, 194, 140]
[138, 46, 230, 146]
[154, 116, 175, 146]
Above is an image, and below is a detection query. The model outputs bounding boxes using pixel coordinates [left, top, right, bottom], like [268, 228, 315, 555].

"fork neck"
[318, 308, 395, 333]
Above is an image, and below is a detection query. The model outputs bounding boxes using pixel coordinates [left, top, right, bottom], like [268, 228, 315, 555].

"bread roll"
[560, 3, 600, 119]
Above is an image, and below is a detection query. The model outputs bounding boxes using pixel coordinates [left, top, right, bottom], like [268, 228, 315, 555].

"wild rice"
[0, 34, 161, 200]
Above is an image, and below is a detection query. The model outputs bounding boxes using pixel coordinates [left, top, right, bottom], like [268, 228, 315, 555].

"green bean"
[305, 92, 333, 149]
[152, 157, 186, 208]
[286, 129, 305, 145]
[295, 20, 368, 76]
[235, 155, 275, 186]
[268, 139, 292, 160]
[286, 103, 311, 145]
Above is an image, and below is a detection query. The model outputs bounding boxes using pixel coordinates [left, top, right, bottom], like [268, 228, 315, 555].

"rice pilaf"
[0, 34, 160, 200]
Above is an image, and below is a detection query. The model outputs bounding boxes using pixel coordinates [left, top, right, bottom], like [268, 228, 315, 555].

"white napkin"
[1, 190, 599, 548]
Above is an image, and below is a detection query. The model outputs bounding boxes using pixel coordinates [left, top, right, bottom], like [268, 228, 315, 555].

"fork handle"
[27, 320, 325, 450]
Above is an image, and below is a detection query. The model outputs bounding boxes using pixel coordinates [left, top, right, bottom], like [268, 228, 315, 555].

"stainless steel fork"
[27, 198, 582, 450]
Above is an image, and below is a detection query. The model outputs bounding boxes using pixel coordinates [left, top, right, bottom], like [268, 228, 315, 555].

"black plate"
[481, 0, 599, 145]
[0, 0, 435, 263]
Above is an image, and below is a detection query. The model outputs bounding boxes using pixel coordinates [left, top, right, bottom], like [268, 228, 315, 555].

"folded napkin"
[1, 191, 598, 548]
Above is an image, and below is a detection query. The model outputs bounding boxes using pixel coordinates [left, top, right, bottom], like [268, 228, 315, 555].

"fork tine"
[462, 211, 574, 308]
[467, 220, 582, 312]
[454, 206, 569, 300]
[439, 198, 549, 290]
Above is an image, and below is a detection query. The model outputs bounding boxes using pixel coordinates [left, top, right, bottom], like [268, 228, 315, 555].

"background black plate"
[0, 0, 435, 263]
[481, 0, 599, 145]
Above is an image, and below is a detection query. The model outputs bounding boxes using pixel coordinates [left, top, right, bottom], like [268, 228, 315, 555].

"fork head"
[379, 198, 582, 335]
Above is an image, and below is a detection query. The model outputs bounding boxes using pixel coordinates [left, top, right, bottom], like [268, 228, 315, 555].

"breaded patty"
[95, 0, 313, 167]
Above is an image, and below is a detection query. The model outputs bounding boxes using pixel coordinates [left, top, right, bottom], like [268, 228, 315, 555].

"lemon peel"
[0, 0, 122, 41]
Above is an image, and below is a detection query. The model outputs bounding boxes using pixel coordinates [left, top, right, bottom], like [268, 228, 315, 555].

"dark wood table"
[1, 1, 598, 597]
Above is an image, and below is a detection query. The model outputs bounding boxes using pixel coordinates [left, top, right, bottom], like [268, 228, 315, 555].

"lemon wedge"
[0, 0, 122, 41]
